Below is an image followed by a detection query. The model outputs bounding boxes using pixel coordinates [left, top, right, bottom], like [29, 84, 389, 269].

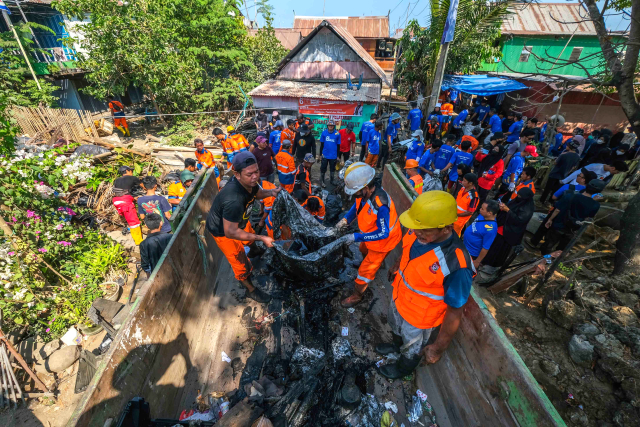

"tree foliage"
[396, 0, 512, 98]
[53, 0, 254, 112]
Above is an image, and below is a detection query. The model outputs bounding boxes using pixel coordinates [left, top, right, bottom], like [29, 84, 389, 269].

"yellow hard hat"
[226, 125, 235, 132]
[399, 190, 458, 229]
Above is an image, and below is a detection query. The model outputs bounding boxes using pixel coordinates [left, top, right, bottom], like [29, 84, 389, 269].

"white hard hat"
[343, 162, 376, 195]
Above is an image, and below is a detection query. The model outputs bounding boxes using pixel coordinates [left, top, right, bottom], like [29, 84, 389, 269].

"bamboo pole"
[0, 347, 9, 408]
[2, 346, 23, 405]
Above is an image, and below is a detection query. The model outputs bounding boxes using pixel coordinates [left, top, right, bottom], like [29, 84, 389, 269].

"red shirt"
[475, 152, 504, 190]
[339, 128, 356, 153]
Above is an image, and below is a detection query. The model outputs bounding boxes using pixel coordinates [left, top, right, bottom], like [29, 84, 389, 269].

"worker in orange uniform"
[294, 190, 326, 223]
[108, 96, 129, 137]
[510, 166, 536, 200]
[112, 166, 143, 244]
[376, 191, 474, 378]
[205, 152, 281, 303]
[453, 173, 479, 236]
[336, 162, 402, 308]
[404, 159, 423, 194]
[213, 128, 238, 168]
[293, 153, 315, 193]
[440, 101, 454, 117]
[281, 119, 296, 150]
[194, 138, 221, 188]
[426, 117, 440, 143]
[167, 170, 195, 211]
[228, 126, 250, 151]
[275, 139, 296, 193]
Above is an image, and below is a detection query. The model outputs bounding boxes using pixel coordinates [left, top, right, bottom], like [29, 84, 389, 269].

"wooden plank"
[216, 399, 263, 427]
[487, 262, 543, 295]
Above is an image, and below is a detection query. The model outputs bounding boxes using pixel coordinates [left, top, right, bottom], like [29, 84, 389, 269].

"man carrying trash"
[376, 191, 474, 379]
[205, 152, 281, 303]
[108, 96, 130, 137]
[336, 163, 402, 308]
[112, 166, 143, 245]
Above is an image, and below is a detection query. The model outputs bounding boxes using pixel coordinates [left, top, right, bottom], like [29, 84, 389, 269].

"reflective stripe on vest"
[397, 269, 444, 300]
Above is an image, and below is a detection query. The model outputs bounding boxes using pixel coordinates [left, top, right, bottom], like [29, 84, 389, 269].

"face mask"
[597, 139, 605, 144]
[617, 150, 625, 155]
[481, 149, 489, 154]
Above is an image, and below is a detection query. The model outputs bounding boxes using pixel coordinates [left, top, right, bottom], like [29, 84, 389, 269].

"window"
[519, 46, 533, 62]
[569, 47, 583, 62]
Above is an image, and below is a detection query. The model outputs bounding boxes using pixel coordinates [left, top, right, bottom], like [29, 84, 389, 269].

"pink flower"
[35, 231, 41, 234]
[55, 224, 64, 230]
[26, 210, 35, 218]
[46, 328, 50, 333]
[11, 217, 16, 222]
[57, 241, 72, 247]
[7, 252, 14, 256]
[38, 248, 47, 253]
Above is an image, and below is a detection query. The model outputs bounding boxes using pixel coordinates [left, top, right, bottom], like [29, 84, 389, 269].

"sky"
[245, 0, 630, 34]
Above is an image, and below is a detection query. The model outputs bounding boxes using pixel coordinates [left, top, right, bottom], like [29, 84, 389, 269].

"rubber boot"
[375, 333, 404, 355]
[130, 226, 143, 245]
[116, 125, 126, 136]
[340, 283, 366, 308]
[124, 127, 130, 137]
[321, 173, 326, 188]
[241, 276, 271, 303]
[330, 171, 337, 186]
[379, 354, 421, 379]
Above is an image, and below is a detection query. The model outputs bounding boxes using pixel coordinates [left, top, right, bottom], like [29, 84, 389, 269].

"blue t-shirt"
[449, 89, 460, 102]
[428, 113, 442, 123]
[406, 139, 425, 161]
[550, 134, 566, 157]
[418, 149, 437, 172]
[433, 144, 456, 170]
[475, 105, 490, 122]
[269, 130, 282, 154]
[452, 109, 468, 127]
[554, 183, 586, 199]
[503, 153, 525, 183]
[361, 121, 375, 146]
[137, 195, 172, 233]
[488, 114, 502, 133]
[447, 150, 475, 181]
[506, 120, 524, 143]
[408, 108, 423, 131]
[409, 235, 473, 308]
[463, 215, 498, 257]
[385, 124, 398, 143]
[320, 129, 341, 159]
[368, 129, 382, 155]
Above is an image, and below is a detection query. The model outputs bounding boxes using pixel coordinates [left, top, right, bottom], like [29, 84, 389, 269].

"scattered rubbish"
[290, 346, 325, 377]
[244, 376, 284, 404]
[347, 308, 355, 314]
[337, 372, 362, 407]
[252, 415, 274, 427]
[381, 410, 398, 427]
[384, 401, 398, 414]
[221, 351, 232, 363]
[407, 395, 423, 423]
[60, 326, 82, 346]
[376, 359, 385, 368]
[219, 400, 230, 416]
[418, 390, 437, 425]
[331, 337, 352, 360]
[342, 327, 349, 337]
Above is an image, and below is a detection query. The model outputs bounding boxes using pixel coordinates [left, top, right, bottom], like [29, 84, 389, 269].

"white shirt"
[561, 163, 610, 185]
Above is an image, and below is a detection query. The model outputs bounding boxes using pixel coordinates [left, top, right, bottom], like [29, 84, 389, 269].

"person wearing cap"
[275, 139, 296, 193]
[510, 166, 536, 201]
[167, 170, 192, 209]
[451, 103, 469, 138]
[269, 111, 280, 130]
[319, 121, 341, 186]
[294, 113, 313, 132]
[404, 159, 423, 194]
[540, 139, 581, 204]
[405, 129, 424, 162]
[407, 101, 424, 132]
[251, 135, 276, 183]
[505, 112, 524, 143]
[228, 126, 250, 153]
[112, 166, 143, 245]
[359, 113, 378, 162]
[269, 120, 284, 154]
[294, 153, 315, 193]
[376, 191, 474, 378]
[205, 151, 282, 303]
[443, 139, 474, 192]
[292, 123, 316, 165]
[540, 179, 605, 255]
[379, 113, 401, 169]
[452, 173, 479, 236]
[365, 121, 383, 168]
[281, 119, 296, 152]
[428, 103, 442, 122]
[138, 175, 173, 234]
[387, 108, 403, 135]
[470, 99, 490, 125]
[426, 116, 440, 143]
[338, 123, 357, 163]
[608, 143, 630, 164]
[504, 128, 536, 168]
[336, 162, 403, 308]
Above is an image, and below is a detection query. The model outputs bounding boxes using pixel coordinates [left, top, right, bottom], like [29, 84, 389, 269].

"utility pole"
[1, 7, 42, 90]
[427, 43, 450, 113]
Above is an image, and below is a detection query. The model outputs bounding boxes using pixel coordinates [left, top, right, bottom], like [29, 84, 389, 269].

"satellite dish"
[549, 114, 565, 127]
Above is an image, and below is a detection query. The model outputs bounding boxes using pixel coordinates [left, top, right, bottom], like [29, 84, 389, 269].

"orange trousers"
[355, 242, 390, 289]
[283, 183, 294, 193]
[365, 154, 379, 167]
[114, 117, 128, 129]
[211, 222, 255, 281]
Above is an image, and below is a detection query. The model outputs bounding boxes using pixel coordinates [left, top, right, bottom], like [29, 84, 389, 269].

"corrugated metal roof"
[248, 80, 381, 103]
[277, 20, 390, 86]
[293, 16, 389, 39]
[502, 3, 596, 36]
[247, 28, 302, 51]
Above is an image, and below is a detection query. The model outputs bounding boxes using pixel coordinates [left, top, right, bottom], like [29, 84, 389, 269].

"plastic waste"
[407, 395, 423, 423]
[331, 337, 352, 360]
[61, 326, 82, 346]
[422, 174, 443, 192]
[221, 351, 231, 363]
[381, 410, 398, 427]
[73, 144, 111, 157]
[384, 401, 398, 414]
[341, 326, 349, 336]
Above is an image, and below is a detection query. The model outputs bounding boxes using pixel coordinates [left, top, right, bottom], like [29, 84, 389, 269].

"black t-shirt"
[113, 175, 141, 193]
[549, 152, 580, 180]
[552, 193, 600, 230]
[252, 146, 275, 177]
[206, 177, 259, 237]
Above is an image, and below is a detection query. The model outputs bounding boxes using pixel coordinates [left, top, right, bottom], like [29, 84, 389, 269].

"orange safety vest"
[294, 163, 311, 192]
[281, 128, 296, 145]
[302, 196, 326, 221]
[409, 175, 423, 195]
[355, 188, 402, 252]
[441, 103, 453, 116]
[294, 119, 312, 129]
[195, 148, 216, 168]
[167, 181, 186, 201]
[511, 180, 536, 200]
[218, 136, 235, 160]
[229, 133, 250, 152]
[427, 123, 438, 135]
[454, 187, 479, 231]
[392, 230, 473, 329]
[461, 135, 479, 152]
[261, 180, 276, 211]
[275, 150, 296, 192]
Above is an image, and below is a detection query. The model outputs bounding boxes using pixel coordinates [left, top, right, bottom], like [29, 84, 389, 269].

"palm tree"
[396, 0, 513, 99]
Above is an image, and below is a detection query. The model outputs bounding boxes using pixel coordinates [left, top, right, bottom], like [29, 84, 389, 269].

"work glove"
[509, 182, 516, 192]
[336, 218, 348, 231]
[345, 234, 356, 244]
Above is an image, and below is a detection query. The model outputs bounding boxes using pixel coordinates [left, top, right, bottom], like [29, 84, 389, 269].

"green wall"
[479, 35, 613, 77]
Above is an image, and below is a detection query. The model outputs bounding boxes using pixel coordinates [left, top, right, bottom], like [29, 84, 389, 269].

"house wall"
[480, 35, 612, 77]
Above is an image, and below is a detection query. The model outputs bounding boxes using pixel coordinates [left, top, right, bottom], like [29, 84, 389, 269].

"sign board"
[298, 99, 377, 141]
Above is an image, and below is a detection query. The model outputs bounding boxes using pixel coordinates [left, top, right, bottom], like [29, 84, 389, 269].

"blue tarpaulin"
[441, 74, 527, 96]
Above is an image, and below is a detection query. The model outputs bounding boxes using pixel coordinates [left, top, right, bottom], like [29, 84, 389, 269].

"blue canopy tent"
[441, 74, 528, 96]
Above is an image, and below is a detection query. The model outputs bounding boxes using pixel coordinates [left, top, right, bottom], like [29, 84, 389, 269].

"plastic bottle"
[544, 254, 552, 264]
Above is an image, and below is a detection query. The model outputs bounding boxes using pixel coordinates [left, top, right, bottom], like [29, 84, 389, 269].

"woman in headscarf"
[580, 134, 610, 167]
[479, 187, 535, 273]
[474, 145, 505, 205]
